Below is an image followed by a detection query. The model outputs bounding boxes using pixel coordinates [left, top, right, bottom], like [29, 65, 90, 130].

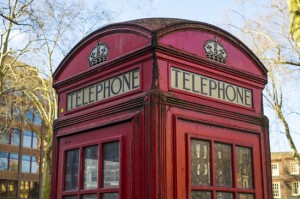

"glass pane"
[33, 110, 42, 126]
[83, 194, 97, 199]
[103, 141, 120, 188]
[19, 180, 29, 198]
[64, 149, 79, 191]
[0, 152, 8, 170]
[238, 193, 254, 199]
[11, 129, 20, 146]
[6, 180, 17, 198]
[236, 146, 253, 189]
[25, 110, 33, 123]
[9, 154, 18, 172]
[0, 131, 10, 144]
[32, 133, 38, 149]
[23, 130, 32, 148]
[191, 191, 211, 199]
[191, 139, 210, 186]
[216, 192, 233, 199]
[22, 155, 31, 173]
[64, 196, 78, 199]
[31, 156, 39, 174]
[102, 193, 119, 199]
[29, 181, 39, 199]
[0, 179, 17, 199]
[84, 145, 98, 189]
[214, 143, 232, 187]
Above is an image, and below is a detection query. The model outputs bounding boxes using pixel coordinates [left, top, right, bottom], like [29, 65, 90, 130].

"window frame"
[292, 181, 300, 196]
[271, 163, 280, 176]
[22, 130, 39, 149]
[61, 135, 123, 199]
[19, 180, 40, 199]
[290, 162, 299, 175]
[272, 182, 281, 198]
[0, 152, 19, 172]
[0, 128, 20, 146]
[187, 133, 256, 199]
[21, 155, 39, 174]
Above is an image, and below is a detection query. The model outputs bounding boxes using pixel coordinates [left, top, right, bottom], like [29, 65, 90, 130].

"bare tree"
[226, 0, 300, 163]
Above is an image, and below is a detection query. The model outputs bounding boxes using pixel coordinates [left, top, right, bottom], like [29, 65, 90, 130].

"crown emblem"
[204, 38, 227, 64]
[88, 42, 109, 67]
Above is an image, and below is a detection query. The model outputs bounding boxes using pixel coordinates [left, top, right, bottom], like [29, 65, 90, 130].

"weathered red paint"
[52, 18, 272, 199]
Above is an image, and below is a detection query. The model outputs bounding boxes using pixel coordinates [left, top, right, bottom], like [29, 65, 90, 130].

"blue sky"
[106, 0, 238, 25]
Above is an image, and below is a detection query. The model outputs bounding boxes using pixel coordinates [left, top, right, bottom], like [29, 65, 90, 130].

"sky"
[102, 0, 300, 153]
[106, 0, 239, 25]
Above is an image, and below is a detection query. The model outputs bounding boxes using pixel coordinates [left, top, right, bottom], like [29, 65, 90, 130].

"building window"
[271, 163, 279, 176]
[63, 140, 120, 198]
[19, 180, 39, 199]
[25, 109, 42, 126]
[272, 182, 281, 198]
[189, 138, 254, 198]
[21, 155, 39, 174]
[0, 179, 18, 198]
[0, 128, 20, 146]
[23, 130, 39, 149]
[292, 181, 300, 196]
[290, 162, 299, 175]
[0, 152, 19, 171]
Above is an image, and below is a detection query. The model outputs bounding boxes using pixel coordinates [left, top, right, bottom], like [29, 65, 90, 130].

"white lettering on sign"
[67, 69, 140, 110]
[170, 67, 252, 107]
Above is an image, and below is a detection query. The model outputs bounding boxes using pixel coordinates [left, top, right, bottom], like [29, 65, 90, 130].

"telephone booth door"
[175, 118, 264, 199]
[56, 121, 132, 199]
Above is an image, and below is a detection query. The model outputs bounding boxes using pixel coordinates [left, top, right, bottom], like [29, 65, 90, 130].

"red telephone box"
[52, 18, 272, 199]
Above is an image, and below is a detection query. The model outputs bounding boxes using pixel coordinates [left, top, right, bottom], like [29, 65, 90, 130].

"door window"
[62, 140, 121, 199]
[190, 138, 255, 199]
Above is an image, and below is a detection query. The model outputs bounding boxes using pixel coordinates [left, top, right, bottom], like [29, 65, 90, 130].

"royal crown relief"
[204, 38, 228, 64]
[88, 42, 109, 67]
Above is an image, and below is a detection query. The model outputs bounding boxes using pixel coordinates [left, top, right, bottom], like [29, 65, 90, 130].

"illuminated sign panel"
[171, 67, 252, 107]
[67, 69, 140, 110]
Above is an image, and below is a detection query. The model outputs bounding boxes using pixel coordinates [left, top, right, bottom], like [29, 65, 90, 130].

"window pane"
[23, 130, 32, 148]
[25, 110, 33, 123]
[216, 192, 233, 199]
[102, 193, 119, 199]
[22, 155, 31, 173]
[84, 145, 98, 189]
[6, 180, 17, 199]
[191, 139, 210, 186]
[236, 146, 253, 189]
[11, 129, 20, 146]
[0, 131, 10, 144]
[238, 193, 254, 199]
[19, 180, 30, 199]
[214, 143, 232, 187]
[33, 110, 42, 126]
[64, 149, 79, 191]
[32, 132, 38, 149]
[31, 156, 39, 174]
[29, 181, 39, 199]
[83, 194, 97, 199]
[0, 152, 8, 170]
[103, 141, 120, 188]
[9, 154, 18, 172]
[191, 191, 211, 199]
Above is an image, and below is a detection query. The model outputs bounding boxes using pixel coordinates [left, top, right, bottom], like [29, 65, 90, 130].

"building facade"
[0, 109, 43, 199]
[271, 152, 300, 199]
[0, 58, 43, 199]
